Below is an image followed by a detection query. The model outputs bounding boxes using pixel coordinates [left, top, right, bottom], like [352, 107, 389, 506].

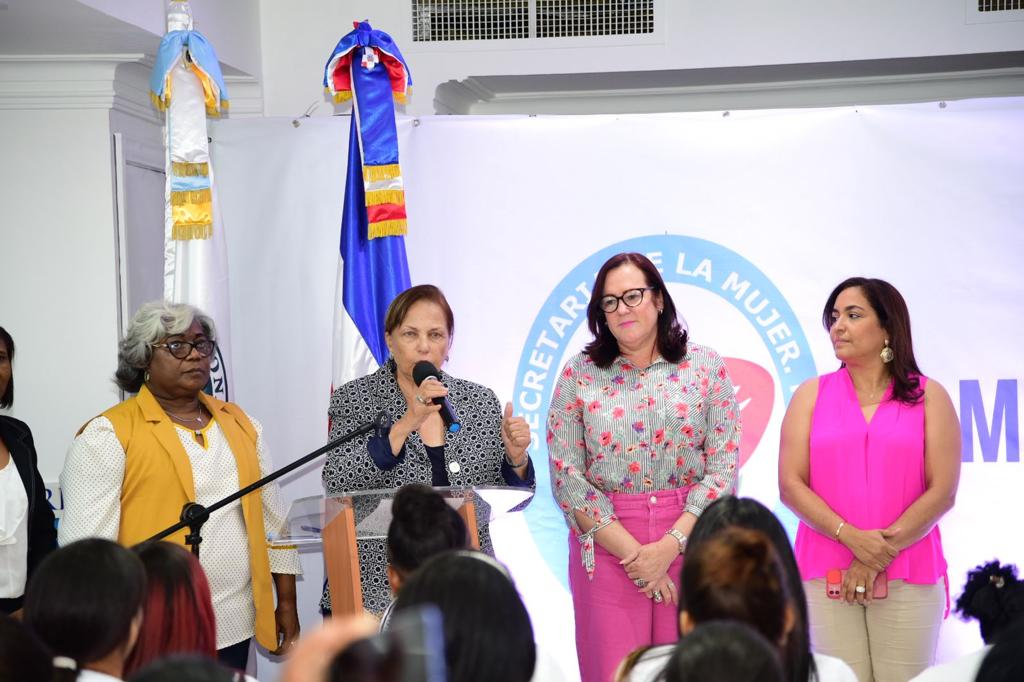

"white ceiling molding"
[435, 53, 1024, 114]
[0, 55, 265, 122]
[0, 55, 155, 121]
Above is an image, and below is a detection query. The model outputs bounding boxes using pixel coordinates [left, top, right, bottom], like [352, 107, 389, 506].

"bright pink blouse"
[794, 368, 946, 584]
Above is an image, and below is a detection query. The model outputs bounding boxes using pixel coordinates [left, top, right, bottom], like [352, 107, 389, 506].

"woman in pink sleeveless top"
[779, 277, 961, 682]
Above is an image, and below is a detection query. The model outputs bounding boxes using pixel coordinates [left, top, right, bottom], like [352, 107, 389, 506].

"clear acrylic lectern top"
[269, 485, 533, 547]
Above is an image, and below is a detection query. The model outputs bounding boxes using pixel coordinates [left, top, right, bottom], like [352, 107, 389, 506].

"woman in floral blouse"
[547, 252, 741, 682]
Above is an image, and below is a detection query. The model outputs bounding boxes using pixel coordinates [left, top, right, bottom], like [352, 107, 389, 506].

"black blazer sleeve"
[26, 436, 58, 577]
[2, 417, 58, 580]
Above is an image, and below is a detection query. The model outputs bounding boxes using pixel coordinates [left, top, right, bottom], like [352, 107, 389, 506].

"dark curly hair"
[955, 560, 1024, 644]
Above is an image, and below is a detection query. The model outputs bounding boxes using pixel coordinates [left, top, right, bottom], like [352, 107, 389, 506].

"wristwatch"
[665, 529, 688, 554]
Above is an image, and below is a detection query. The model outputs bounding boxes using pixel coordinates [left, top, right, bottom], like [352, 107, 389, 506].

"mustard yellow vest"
[97, 386, 277, 650]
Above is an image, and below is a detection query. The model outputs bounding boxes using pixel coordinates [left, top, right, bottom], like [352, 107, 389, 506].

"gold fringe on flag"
[150, 92, 169, 112]
[171, 192, 213, 240]
[362, 164, 401, 182]
[171, 161, 210, 177]
[170, 188, 212, 206]
[368, 219, 408, 239]
[393, 92, 407, 105]
[171, 222, 213, 240]
[365, 189, 406, 207]
[333, 91, 353, 104]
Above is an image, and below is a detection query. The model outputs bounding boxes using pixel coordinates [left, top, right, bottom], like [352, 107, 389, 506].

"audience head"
[125, 541, 218, 676]
[680, 527, 794, 652]
[660, 621, 784, 682]
[975, 614, 1024, 682]
[393, 551, 535, 682]
[955, 560, 1024, 645]
[386, 484, 469, 592]
[686, 496, 812, 682]
[0, 614, 53, 682]
[0, 325, 14, 408]
[127, 655, 240, 682]
[24, 538, 146, 681]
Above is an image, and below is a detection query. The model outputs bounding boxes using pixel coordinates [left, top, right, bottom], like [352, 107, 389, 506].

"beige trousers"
[804, 578, 946, 682]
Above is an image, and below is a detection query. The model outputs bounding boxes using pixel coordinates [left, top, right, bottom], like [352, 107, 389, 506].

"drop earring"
[880, 339, 894, 364]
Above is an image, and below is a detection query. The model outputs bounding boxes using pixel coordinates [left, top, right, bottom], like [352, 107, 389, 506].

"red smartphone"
[826, 569, 888, 599]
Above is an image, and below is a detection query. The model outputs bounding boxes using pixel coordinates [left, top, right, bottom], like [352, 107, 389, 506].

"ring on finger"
[855, 585, 866, 594]
[634, 578, 647, 588]
[415, 394, 428, 405]
[653, 590, 663, 603]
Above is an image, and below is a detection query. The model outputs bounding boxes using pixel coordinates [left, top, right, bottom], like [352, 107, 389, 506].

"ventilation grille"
[411, 0, 656, 42]
[537, 0, 654, 38]
[413, 1, 529, 42]
[978, 0, 1023, 10]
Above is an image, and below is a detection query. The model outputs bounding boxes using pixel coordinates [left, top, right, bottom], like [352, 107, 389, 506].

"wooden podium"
[269, 486, 533, 616]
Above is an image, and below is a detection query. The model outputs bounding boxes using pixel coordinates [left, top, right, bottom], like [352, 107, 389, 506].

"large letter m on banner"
[960, 380, 1019, 463]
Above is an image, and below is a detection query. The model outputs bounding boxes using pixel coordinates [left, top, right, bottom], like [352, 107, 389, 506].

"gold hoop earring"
[880, 339, 894, 364]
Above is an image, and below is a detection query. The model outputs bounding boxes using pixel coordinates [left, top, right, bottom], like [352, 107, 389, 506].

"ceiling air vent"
[536, 0, 655, 38]
[978, 0, 1023, 10]
[411, 0, 657, 42]
[412, 1, 530, 42]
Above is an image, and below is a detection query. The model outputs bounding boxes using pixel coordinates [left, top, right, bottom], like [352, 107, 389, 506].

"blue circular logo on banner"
[513, 235, 817, 588]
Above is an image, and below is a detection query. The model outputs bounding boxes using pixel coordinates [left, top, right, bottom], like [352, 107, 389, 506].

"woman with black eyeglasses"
[547, 252, 741, 682]
[59, 301, 301, 671]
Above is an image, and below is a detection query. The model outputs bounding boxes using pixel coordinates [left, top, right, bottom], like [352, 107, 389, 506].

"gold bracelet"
[833, 521, 845, 540]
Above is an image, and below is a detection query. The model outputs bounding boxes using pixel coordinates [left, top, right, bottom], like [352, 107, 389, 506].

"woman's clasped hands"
[620, 537, 680, 605]
[841, 525, 900, 572]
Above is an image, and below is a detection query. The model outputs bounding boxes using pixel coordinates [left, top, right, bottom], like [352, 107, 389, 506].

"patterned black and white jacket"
[320, 360, 534, 614]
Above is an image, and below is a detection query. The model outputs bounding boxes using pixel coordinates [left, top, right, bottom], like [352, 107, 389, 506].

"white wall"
[0, 55, 165, 497]
[258, 0, 1024, 116]
[79, 0, 264, 77]
[0, 105, 123, 487]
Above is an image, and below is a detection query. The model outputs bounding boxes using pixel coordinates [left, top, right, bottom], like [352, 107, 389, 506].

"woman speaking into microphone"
[321, 284, 535, 616]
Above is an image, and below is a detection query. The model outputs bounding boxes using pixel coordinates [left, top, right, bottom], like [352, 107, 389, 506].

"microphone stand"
[143, 411, 390, 557]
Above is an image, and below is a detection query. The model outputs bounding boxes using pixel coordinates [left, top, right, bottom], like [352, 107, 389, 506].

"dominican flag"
[331, 113, 411, 386]
[327, 22, 412, 387]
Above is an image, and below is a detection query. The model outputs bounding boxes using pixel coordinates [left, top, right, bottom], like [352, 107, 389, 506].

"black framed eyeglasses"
[151, 339, 216, 359]
[600, 287, 655, 313]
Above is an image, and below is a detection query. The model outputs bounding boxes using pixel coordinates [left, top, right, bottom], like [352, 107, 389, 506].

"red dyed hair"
[125, 541, 217, 676]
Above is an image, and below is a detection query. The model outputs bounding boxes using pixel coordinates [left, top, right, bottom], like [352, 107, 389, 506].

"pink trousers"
[569, 488, 688, 682]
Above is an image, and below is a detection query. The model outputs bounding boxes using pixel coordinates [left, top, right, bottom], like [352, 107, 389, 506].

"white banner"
[211, 99, 1024, 681]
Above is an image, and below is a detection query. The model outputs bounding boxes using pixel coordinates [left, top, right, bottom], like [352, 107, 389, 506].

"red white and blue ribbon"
[324, 21, 412, 239]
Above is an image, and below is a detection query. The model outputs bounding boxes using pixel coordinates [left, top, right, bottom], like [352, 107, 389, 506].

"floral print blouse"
[547, 342, 742, 577]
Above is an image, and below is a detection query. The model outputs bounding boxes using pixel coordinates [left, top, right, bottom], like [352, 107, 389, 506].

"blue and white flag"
[151, 0, 233, 400]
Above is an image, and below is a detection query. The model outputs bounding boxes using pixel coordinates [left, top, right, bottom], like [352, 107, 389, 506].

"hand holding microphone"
[412, 361, 461, 433]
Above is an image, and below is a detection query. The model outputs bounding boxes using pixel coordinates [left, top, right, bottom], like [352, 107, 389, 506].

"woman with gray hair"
[59, 300, 301, 671]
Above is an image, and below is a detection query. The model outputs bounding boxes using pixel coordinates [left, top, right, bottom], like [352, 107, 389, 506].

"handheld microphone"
[412, 361, 461, 433]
